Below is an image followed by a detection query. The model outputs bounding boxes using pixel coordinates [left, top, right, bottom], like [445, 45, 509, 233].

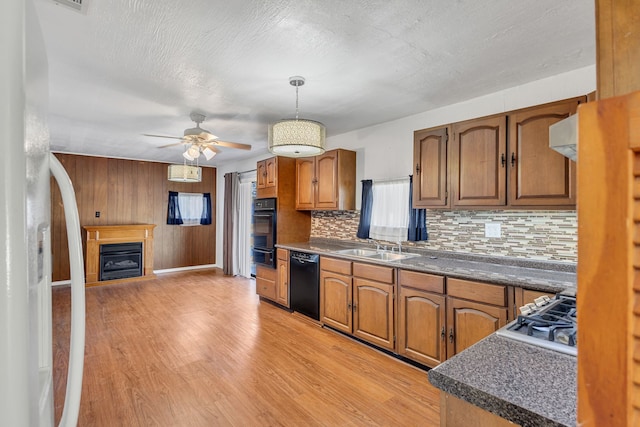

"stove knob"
[534, 296, 551, 307]
[519, 305, 534, 315]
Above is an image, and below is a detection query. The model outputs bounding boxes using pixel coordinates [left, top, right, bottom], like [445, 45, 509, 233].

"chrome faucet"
[392, 241, 402, 254]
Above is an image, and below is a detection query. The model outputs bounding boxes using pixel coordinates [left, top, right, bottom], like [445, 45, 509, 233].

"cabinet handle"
[353, 303, 357, 312]
[312, 178, 318, 184]
[416, 163, 420, 174]
[440, 326, 445, 340]
[501, 153, 506, 167]
[511, 152, 516, 167]
[348, 302, 352, 310]
[449, 328, 454, 343]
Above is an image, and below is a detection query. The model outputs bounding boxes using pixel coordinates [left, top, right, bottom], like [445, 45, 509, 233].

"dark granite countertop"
[277, 239, 576, 293]
[428, 334, 576, 427]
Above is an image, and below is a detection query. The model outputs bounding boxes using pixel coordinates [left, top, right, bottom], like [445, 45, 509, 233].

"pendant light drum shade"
[268, 119, 326, 157]
[268, 76, 326, 158]
[167, 164, 202, 182]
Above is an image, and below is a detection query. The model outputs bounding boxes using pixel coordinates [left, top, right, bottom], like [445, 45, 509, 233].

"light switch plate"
[485, 223, 501, 238]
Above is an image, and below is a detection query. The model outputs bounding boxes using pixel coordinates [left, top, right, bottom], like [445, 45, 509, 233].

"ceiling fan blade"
[214, 140, 252, 151]
[143, 133, 185, 140]
[158, 142, 186, 148]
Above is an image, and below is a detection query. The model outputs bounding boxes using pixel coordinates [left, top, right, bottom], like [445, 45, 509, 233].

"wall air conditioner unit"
[549, 114, 578, 162]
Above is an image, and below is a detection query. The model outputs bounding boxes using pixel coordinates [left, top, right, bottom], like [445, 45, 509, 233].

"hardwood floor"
[52, 269, 441, 426]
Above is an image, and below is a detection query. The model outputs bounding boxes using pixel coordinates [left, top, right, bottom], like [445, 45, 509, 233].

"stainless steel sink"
[366, 252, 421, 261]
[333, 248, 420, 261]
[334, 248, 379, 257]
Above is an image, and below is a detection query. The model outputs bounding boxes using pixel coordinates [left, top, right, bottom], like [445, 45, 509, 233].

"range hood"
[549, 114, 577, 161]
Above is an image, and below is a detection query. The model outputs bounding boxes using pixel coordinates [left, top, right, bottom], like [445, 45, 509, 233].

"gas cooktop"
[496, 293, 577, 356]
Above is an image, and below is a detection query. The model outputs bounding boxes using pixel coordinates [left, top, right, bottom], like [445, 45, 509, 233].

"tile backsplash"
[311, 210, 577, 262]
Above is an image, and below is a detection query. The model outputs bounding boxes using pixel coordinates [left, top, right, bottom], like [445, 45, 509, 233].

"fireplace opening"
[99, 242, 143, 281]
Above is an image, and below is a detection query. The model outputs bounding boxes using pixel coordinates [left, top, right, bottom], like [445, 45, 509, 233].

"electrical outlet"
[485, 223, 501, 238]
[95, 211, 100, 218]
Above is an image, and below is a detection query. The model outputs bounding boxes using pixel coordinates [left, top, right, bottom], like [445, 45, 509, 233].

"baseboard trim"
[154, 264, 219, 274]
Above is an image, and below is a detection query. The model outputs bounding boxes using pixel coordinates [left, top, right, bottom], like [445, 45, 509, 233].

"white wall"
[214, 65, 596, 267]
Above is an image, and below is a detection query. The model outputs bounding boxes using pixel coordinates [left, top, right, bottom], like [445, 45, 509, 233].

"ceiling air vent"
[50, 0, 88, 14]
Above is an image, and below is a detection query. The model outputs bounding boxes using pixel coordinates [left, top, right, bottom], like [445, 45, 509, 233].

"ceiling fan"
[144, 112, 252, 161]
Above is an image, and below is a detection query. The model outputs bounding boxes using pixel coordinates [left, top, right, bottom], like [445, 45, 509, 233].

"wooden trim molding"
[83, 224, 156, 287]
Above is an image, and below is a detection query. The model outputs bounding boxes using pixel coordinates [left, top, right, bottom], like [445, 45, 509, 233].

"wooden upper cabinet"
[295, 149, 356, 210]
[451, 115, 507, 207]
[413, 126, 449, 208]
[295, 157, 316, 210]
[508, 98, 582, 207]
[256, 157, 278, 199]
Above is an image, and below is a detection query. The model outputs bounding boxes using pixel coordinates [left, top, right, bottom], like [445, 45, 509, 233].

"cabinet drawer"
[447, 278, 507, 306]
[277, 248, 289, 261]
[256, 265, 277, 300]
[353, 262, 394, 284]
[256, 277, 277, 300]
[398, 270, 444, 293]
[320, 257, 352, 275]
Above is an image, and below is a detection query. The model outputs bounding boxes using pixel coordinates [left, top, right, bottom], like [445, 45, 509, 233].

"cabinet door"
[296, 157, 316, 210]
[451, 115, 507, 206]
[447, 297, 508, 357]
[320, 271, 352, 334]
[315, 151, 339, 209]
[352, 278, 395, 351]
[256, 160, 267, 189]
[276, 257, 289, 307]
[508, 99, 580, 207]
[265, 157, 277, 189]
[398, 287, 446, 367]
[413, 126, 449, 208]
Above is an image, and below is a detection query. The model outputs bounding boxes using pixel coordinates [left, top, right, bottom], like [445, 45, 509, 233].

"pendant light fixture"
[268, 76, 326, 157]
[167, 164, 202, 182]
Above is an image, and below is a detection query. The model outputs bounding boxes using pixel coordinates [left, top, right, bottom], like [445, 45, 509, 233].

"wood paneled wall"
[51, 154, 216, 281]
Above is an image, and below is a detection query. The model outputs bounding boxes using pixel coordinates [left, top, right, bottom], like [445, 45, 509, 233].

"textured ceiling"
[34, 0, 595, 166]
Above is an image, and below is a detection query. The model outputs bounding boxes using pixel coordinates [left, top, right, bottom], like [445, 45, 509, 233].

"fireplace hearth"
[99, 242, 143, 281]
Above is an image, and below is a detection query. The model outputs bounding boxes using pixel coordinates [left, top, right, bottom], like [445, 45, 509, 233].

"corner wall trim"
[52, 280, 72, 287]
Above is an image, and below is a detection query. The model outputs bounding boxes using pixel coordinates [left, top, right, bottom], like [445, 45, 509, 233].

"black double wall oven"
[253, 198, 277, 268]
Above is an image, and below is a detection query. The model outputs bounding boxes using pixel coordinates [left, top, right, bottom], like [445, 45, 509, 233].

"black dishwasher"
[289, 251, 320, 321]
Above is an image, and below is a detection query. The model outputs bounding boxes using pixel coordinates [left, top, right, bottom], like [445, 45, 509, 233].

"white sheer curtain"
[236, 171, 256, 278]
[177, 192, 204, 225]
[369, 178, 410, 242]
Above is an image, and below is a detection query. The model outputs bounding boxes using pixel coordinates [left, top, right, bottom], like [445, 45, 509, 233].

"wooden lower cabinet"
[256, 265, 277, 301]
[397, 270, 447, 367]
[353, 277, 395, 351]
[276, 248, 289, 307]
[398, 287, 446, 367]
[446, 297, 508, 356]
[440, 393, 518, 427]
[320, 258, 395, 351]
[320, 269, 353, 333]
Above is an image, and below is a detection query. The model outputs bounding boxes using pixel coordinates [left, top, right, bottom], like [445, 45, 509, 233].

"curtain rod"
[369, 176, 411, 183]
[238, 168, 257, 175]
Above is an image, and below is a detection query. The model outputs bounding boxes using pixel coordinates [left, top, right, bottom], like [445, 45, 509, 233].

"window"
[369, 179, 410, 242]
[167, 192, 212, 225]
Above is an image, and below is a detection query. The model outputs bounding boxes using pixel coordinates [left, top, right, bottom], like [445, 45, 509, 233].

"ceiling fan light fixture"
[268, 76, 326, 158]
[167, 164, 202, 182]
[183, 145, 200, 161]
[202, 146, 217, 160]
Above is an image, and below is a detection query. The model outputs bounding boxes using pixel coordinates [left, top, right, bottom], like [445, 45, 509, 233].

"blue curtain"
[408, 175, 428, 241]
[200, 193, 212, 225]
[167, 191, 183, 225]
[356, 180, 373, 239]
